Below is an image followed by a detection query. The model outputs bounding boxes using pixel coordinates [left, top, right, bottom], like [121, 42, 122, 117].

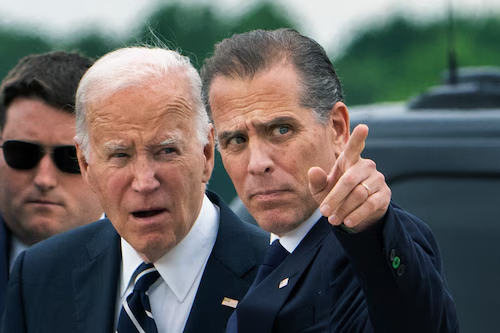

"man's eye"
[161, 147, 176, 154]
[112, 152, 129, 158]
[272, 126, 290, 136]
[228, 136, 246, 145]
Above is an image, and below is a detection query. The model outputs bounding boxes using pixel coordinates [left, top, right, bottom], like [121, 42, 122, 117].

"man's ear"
[329, 101, 350, 145]
[202, 125, 215, 184]
[74, 140, 95, 193]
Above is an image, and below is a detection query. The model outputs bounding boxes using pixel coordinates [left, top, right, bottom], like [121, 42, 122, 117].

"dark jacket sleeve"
[333, 202, 459, 333]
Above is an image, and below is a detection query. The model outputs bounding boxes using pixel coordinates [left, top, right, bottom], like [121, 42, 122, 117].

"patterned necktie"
[226, 239, 289, 333]
[117, 262, 161, 333]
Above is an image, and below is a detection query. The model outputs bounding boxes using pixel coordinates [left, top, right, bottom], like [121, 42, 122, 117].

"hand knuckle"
[366, 159, 377, 169]
[343, 173, 357, 188]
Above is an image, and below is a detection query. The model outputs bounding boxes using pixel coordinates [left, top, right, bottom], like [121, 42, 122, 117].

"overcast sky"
[1, 0, 499, 55]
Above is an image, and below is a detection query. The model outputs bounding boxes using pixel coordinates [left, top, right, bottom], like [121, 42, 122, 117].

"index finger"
[343, 124, 369, 168]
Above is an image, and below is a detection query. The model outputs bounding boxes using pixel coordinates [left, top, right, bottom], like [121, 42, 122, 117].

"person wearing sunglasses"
[0, 52, 103, 319]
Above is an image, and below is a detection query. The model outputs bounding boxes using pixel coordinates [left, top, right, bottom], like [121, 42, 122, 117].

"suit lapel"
[237, 218, 332, 333]
[72, 220, 121, 333]
[183, 191, 269, 333]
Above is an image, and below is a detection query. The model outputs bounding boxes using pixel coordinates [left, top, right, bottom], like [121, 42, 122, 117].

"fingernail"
[328, 214, 339, 225]
[320, 204, 332, 216]
[344, 219, 352, 227]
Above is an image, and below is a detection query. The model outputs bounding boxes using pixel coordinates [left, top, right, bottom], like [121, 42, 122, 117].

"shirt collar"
[270, 208, 322, 253]
[9, 235, 29, 271]
[120, 194, 219, 302]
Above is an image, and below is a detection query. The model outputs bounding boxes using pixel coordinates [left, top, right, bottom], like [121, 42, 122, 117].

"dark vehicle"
[228, 67, 500, 332]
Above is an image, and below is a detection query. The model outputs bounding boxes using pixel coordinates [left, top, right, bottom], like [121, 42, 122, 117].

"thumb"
[308, 166, 331, 205]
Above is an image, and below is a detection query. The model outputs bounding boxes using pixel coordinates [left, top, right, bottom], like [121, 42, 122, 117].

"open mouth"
[132, 209, 164, 218]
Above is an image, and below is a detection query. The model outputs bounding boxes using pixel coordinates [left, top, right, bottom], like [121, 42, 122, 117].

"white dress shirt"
[9, 235, 28, 271]
[270, 208, 323, 253]
[118, 194, 219, 333]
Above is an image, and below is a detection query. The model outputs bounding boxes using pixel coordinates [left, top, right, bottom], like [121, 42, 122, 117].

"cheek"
[221, 154, 245, 183]
[0, 169, 30, 193]
[84, 168, 99, 194]
[86, 166, 124, 201]
[303, 135, 335, 169]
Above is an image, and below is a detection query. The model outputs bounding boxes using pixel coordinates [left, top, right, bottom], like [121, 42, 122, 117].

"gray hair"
[75, 46, 210, 158]
[200, 28, 344, 126]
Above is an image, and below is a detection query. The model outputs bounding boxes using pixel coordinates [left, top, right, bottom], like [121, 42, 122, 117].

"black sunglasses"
[0, 140, 80, 174]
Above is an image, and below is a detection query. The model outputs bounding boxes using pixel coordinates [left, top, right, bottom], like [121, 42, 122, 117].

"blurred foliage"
[131, 2, 296, 68]
[334, 15, 500, 105]
[0, 28, 52, 79]
[1, 2, 499, 201]
[62, 32, 121, 60]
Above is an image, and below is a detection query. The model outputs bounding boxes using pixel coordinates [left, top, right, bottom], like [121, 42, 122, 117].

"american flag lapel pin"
[221, 297, 239, 308]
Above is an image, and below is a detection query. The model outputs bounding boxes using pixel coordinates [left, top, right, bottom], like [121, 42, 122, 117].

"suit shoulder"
[22, 219, 116, 264]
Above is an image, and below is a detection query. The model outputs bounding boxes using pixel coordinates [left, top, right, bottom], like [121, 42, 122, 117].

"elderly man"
[1, 47, 268, 333]
[0, 52, 103, 318]
[200, 29, 459, 332]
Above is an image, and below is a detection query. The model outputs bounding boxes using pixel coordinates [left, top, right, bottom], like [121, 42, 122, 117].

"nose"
[33, 154, 59, 191]
[131, 157, 160, 193]
[247, 140, 274, 176]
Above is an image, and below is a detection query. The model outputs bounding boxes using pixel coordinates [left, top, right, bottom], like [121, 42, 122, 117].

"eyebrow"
[159, 138, 177, 146]
[218, 116, 296, 141]
[103, 141, 127, 150]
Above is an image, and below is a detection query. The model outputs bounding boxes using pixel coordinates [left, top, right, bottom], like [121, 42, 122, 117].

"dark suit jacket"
[0, 214, 10, 321]
[234, 202, 459, 333]
[1, 191, 269, 333]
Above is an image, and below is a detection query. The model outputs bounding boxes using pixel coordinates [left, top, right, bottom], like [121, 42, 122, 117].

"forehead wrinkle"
[163, 97, 192, 113]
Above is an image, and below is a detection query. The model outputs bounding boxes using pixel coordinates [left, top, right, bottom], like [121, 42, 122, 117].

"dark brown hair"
[200, 28, 343, 125]
[0, 51, 93, 132]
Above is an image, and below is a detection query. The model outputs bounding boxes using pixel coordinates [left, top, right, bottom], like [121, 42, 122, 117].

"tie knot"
[264, 239, 289, 268]
[133, 262, 160, 292]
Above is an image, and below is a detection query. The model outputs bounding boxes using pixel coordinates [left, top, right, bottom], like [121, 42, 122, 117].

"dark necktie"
[117, 262, 161, 333]
[226, 239, 289, 333]
[252, 239, 289, 286]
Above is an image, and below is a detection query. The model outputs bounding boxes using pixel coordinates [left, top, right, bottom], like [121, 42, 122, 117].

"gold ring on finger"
[360, 182, 371, 197]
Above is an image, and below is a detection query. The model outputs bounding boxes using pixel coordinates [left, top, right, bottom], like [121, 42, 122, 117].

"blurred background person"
[0, 52, 103, 318]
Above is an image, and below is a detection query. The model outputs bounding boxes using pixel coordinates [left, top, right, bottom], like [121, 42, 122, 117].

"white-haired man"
[1, 47, 268, 333]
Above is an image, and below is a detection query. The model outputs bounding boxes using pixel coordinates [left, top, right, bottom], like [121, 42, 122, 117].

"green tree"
[230, 2, 296, 34]
[61, 32, 119, 60]
[0, 28, 52, 80]
[131, 4, 229, 68]
[131, 1, 297, 68]
[333, 15, 500, 105]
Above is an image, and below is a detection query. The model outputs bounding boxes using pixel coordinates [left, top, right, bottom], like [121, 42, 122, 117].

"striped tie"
[117, 262, 161, 333]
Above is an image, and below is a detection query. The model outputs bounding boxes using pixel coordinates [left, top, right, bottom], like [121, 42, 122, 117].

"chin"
[135, 235, 176, 261]
[255, 212, 301, 236]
